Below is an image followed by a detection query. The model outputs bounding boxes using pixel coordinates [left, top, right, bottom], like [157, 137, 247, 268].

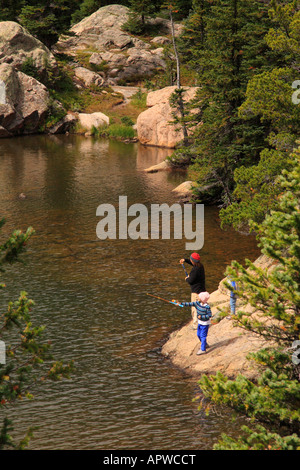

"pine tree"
[220, 0, 300, 231]
[0, 0, 24, 21]
[71, 0, 102, 24]
[198, 146, 300, 449]
[123, 0, 161, 34]
[178, 0, 211, 67]
[0, 219, 73, 449]
[173, 0, 280, 205]
[18, 0, 75, 48]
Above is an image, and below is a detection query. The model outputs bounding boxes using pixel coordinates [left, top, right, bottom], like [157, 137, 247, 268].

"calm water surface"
[0, 135, 260, 450]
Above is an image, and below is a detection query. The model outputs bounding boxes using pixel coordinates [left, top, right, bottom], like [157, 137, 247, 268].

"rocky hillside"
[55, 4, 181, 85]
[0, 4, 188, 139]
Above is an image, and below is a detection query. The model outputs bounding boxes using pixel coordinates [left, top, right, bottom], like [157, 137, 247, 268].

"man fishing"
[179, 253, 206, 329]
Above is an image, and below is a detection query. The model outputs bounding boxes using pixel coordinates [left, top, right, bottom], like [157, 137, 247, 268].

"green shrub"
[20, 57, 40, 81]
[121, 116, 134, 127]
[122, 13, 145, 35]
[38, 98, 67, 133]
[90, 60, 109, 74]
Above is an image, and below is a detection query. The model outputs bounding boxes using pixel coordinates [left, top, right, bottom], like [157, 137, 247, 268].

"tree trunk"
[169, 8, 180, 88]
[169, 7, 189, 146]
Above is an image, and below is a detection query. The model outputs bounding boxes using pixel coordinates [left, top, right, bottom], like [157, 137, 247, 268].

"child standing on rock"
[177, 292, 212, 355]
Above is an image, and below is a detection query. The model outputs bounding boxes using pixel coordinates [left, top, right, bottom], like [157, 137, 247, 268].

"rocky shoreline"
[161, 255, 273, 380]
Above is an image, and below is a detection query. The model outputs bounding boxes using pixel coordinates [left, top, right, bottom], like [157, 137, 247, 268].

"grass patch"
[92, 123, 135, 141]
[93, 88, 147, 126]
[130, 89, 147, 108]
[51, 66, 124, 114]
[107, 124, 135, 139]
[75, 50, 97, 69]
[82, 90, 124, 114]
[90, 120, 136, 140]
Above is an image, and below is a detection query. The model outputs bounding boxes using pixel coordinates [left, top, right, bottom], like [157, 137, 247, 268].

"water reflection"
[0, 135, 260, 449]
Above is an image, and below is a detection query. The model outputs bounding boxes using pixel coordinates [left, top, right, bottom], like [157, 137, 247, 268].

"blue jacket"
[180, 301, 212, 321]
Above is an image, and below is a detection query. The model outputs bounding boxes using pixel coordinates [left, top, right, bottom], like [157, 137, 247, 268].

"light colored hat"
[198, 292, 210, 303]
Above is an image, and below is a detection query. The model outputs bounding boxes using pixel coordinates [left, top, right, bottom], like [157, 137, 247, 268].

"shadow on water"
[0, 135, 260, 450]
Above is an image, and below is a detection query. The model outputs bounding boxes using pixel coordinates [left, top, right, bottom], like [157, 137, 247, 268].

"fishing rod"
[181, 263, 189, 277]
[147, 293, 183, 307]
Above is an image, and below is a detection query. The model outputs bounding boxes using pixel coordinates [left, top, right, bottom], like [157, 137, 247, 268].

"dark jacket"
[184, 258, 206, 294]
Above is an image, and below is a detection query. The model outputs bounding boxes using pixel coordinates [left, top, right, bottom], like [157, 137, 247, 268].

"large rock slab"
[162, 315, 268, 379]
[137, 86, 198, 148]
[0, 21, 57, 72]
[0, 63, 50, 136]
[161, 255, 276, 380]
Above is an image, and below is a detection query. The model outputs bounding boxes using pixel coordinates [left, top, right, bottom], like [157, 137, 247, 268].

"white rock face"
[77, 112, 109, 130]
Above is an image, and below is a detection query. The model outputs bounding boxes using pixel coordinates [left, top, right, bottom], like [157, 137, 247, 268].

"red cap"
[190, 253, 201, 262]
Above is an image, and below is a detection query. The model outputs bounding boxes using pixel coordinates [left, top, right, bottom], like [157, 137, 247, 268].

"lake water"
[0, 135, 260, 450]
